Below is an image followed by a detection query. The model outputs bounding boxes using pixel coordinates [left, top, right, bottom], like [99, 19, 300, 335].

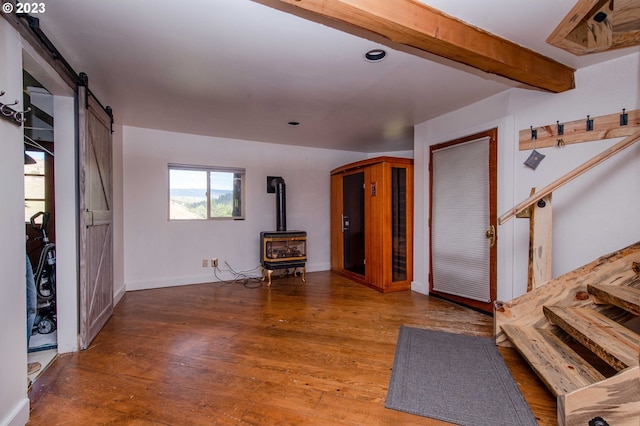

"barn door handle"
[486, 225, 496, 248]
[85, 209, 94, 227]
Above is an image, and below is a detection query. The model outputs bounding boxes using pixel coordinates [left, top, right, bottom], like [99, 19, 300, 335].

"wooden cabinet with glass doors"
[330, 157, 413, 292]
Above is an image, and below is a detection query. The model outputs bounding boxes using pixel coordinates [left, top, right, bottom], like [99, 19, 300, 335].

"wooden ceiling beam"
[548, 0, 640, 56]
[254, 0, 575, 93]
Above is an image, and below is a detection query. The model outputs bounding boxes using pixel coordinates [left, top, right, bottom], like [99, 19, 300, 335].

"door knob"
[486, 225, 496, 248]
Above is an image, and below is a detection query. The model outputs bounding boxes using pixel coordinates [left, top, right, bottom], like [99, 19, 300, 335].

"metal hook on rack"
[586, 115, 594, 131]
[0, 89, 28, 126]
[1, 99, 19, 116]
[14, 107, 32, 123]
[620, 108, 628, 126]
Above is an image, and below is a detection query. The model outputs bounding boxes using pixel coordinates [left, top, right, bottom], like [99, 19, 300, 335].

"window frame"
[168, 163, 246, 221]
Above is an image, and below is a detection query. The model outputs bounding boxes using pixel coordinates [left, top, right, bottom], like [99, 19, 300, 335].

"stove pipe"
[272, 177, 286, 231]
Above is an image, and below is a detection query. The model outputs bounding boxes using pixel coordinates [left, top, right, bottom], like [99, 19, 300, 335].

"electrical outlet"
[211, 258, 218, 268]
[202, 259, 208, 268]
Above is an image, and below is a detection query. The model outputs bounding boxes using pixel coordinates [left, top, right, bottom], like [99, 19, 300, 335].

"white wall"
[122, 126, 365, 290]
[0, 18, 30, 426]
[413, 52, 640, 302]
[367, 149, 414, 159]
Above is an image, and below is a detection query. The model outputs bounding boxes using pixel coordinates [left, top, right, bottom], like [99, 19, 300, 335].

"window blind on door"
[431, 136, 491, 302]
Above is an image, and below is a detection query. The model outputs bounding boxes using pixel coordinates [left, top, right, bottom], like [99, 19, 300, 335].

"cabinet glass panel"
[343, 172, 365, 276]
[392, 167, 407, 281]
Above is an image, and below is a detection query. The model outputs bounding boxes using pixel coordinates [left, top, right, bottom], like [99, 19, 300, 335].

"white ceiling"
[35, 0, 640, 152]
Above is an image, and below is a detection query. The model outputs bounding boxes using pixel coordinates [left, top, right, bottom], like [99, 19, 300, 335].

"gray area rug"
[385, 326, 537, 425]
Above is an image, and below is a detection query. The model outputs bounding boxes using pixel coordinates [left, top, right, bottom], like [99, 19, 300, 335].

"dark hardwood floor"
[28, 271, 556, 425]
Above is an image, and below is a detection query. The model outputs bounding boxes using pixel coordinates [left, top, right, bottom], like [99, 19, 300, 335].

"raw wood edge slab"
[558, 366, 640, 426]
[495, 241, 640, 347]
[588, 283, 640, 316]
[501, 325, 604, 396]
[543, 306, 640, 371]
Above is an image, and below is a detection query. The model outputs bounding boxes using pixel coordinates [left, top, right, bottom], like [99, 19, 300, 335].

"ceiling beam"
[548, 0, 640, 56]
[254, 0, 575, 93]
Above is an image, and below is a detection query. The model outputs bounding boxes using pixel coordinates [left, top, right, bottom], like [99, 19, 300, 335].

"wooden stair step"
[543, 305, 640, 371]
[587, 283, 640, 316]
[501, 325, 605, 397]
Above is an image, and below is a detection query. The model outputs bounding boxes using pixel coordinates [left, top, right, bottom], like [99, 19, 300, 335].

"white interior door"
[430, 130, 497, 312]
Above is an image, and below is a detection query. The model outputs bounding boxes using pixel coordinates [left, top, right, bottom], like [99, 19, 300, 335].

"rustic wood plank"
[584, 1, 613, 52]
[254, 0, 575, 93]
[528, 188, 552, 291]
[501, 325, 605, 397]
[28, 271, 558, 424]
[588, 283, 640, 316]
[561, 1, 614, 54]
[613, 0, 640, 32]
[547, 0, 606, 51]
[519, 109, 640, 151]
[559, 366, 640, 426]
[543, 306, 640, 371]
[546, 0, 640, 55]
[495, 241, 640, 346]
[612, 29, 640, 49]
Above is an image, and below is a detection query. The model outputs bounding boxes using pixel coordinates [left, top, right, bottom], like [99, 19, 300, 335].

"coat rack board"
[519, 108, 640, 151]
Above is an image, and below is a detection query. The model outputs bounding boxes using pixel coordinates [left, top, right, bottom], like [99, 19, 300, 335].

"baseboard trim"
[411, 280, 429, 295]
[1, 397, 29, 426]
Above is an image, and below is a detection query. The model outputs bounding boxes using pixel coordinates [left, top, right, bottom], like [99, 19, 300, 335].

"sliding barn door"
[429, 129, 497, 313]
[78, 86, 114, 349]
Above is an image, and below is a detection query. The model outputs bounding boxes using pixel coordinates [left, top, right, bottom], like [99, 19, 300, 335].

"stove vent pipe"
[271, 177, 286, 231]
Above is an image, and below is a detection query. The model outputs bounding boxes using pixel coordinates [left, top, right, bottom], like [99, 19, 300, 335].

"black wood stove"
[260, 177, 307, 286]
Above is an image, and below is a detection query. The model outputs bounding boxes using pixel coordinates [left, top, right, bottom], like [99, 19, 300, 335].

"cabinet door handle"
[342, 215, 350, 232]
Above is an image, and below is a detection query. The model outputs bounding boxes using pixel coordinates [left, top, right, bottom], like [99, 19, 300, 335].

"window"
[24, 150, 47, 221]
[169, 164, 245, 220]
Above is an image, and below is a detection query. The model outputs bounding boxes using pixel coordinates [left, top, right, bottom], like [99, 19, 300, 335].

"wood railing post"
[528, 188, 552, 291]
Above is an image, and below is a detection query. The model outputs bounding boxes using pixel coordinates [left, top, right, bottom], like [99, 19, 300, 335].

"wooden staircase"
[496, 242, 640, 425]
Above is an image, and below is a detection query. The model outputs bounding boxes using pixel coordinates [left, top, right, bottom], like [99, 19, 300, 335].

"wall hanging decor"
[524, 126, 545, 169]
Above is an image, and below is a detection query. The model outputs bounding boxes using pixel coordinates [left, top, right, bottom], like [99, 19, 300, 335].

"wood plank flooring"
[28, 271, 556, 425]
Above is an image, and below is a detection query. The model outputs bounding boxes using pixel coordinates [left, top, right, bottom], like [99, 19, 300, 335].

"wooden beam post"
[253, 0, 575, 93]
[528, 188, 552, 291]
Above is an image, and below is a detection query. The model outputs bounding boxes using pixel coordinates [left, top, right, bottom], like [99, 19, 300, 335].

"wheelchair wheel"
[37, 316, 56, 334]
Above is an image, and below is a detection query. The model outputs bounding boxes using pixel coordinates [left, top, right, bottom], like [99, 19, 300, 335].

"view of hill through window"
[169, 167, 244, 220]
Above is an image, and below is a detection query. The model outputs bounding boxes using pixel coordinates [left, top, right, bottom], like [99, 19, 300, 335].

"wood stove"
[260, 231, 307, 286]
[260, 177, 306, 286]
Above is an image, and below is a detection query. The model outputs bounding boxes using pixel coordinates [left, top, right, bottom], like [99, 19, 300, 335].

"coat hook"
[0, 100, 19, 116]
[620, 108, 628, 126]
[0, 90, 5, 97]
[586, 115, 594, 131]
[556, 120, 564, 136]
[14, 107, 31, 123]
[530, 126, 537, 140]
